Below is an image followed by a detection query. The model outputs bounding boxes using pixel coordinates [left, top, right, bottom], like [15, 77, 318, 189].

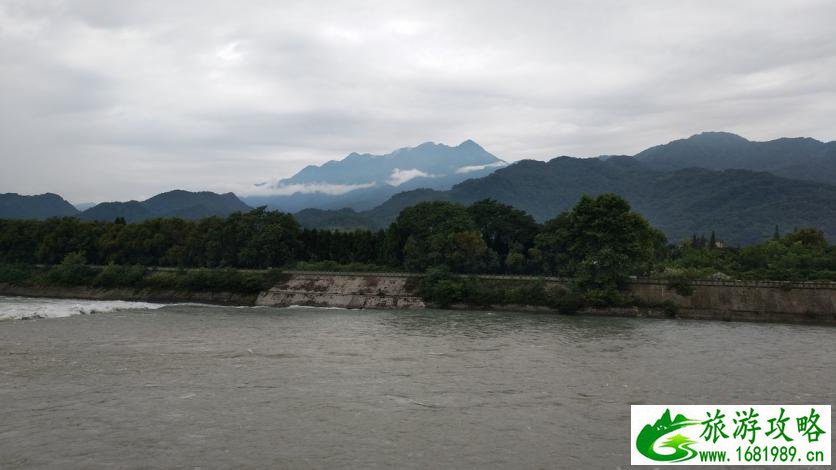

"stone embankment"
[256, 272, 425, 309]
[2, 271, 834, 325]
[256, 272, 836, 325]
[625, 279, 835, 324]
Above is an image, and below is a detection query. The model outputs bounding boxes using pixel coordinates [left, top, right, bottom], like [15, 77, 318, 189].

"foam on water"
[286, 304, 348, 310]
[0, 296, 166, 320]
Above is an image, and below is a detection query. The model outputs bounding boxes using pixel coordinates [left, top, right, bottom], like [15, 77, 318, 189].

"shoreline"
[0, 283, 258, 307]
[2, 280, 834, 326]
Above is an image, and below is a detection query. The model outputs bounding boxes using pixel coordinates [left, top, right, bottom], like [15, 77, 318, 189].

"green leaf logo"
[636, 409, 700, 462]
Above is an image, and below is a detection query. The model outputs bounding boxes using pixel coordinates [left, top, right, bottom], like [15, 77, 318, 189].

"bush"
[138, 269, 271, 293]
[416, 266, 461, 307]
[415, 267, 603, 312]
[660, 300, 679, 317]
[236, 272, 270, 293]
[1, 261, 285, 295]
[546, 281, 633, 312]
[45, 252, 98, 286]
[548, 288, 584, 314]
[291, 261, 396, 272]
[504, 281, 548, 305]
[178, 269, 269, 293]
[576, 287, 623, 307]
[665, 273, 695, 297]
[429, 279, 464, 308]
[93, 264, 147, 288]
[0, 264, 36, 284]
[141, 271, 181, 290]
[462, 278, 504, 305]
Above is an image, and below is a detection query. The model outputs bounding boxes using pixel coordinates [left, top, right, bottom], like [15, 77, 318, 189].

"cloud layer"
[264, 182, 376, 196]
[1, 0, 835, 202]
[387, 168, 435, 186]
[455, 161, 508, 174]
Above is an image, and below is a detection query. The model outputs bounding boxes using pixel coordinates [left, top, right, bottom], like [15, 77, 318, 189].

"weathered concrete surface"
[256, 273, 425, 309]
[257, 273, 835, 325]
[0, 283, 258, 306]
[623, 280, 836, 324]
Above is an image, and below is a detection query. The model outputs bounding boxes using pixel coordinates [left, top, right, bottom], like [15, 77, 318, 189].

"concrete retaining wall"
[257, 272, 836, 325]
[256, 273, 425, 309]
[624, 279, 835, 324]
[3, 273, 834, 325]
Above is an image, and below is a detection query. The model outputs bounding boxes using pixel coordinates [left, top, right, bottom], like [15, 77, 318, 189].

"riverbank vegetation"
[1, 194, 834, 304]
[0, 256, 285, 294]
[664, 227, 836, 282]
[409, 267, 588, 312]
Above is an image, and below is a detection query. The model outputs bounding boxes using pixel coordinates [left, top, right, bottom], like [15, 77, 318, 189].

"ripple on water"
[0, 302, 833, 469]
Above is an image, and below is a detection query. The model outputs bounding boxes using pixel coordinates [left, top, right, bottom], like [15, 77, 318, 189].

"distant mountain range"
[295, 135, 836, 245]
[635, 131, 836, 185]
[3, 132, 835, 244]
[0, 190, 252, 223]
[79, 190, 251, 222]
[0, 193, 79, 220]
[242, 140, 506, 212]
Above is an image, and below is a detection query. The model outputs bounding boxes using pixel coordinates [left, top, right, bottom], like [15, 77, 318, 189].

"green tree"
[219, 208, 301, 268]
[535, 193, 666, 292]
[46, 252, 97, 286]
[783, 227, 827, 248]
[466, 199, 540, 272]
[532, 213, 572, 275]
[505, 250, 526, 274]
[389, 201, 497, 272]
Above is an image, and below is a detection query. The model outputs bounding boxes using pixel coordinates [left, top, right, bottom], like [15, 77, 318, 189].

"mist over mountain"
[4, 132, 835, 245]
[79, 190, 251, 223]
[298, 155, 836, 245]
[243, 140, 506, 212]
[73, 202, 98, 211]
[0, 193, 79, 220]
[634, 131, 836, 185]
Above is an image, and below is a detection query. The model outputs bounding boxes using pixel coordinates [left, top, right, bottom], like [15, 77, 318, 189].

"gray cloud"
[1, 0, 835, 202]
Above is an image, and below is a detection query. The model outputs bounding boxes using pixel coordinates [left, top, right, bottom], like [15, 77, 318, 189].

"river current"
[0, 297, 833, 469]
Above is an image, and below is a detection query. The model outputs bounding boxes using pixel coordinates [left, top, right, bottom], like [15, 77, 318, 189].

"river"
[0, 297, 833, 469]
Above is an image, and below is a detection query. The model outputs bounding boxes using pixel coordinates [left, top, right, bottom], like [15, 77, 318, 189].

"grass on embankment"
[0, 256, 289, 295]
[406, 267, 674, 314]
[287, 260, 404, 273]
[0, 254, 675, 313]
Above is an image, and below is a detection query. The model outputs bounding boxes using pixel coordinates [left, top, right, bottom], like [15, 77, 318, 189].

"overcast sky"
[2, 0, 835, 202]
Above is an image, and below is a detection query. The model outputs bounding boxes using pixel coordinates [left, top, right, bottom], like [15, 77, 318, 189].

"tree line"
[1, 194, 834, 290]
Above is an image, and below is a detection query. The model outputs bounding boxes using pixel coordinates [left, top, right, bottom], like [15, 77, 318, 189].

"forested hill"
[297, 156, 836, 245]
[634, 131, 836, 185]
[0, 193, 79, 220]
[79, 190, 252, 222]
[294, 188, 449, 231]
[249, 132, 836, 213]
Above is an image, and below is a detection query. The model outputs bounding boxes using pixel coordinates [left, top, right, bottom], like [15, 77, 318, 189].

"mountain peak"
[250, 140, 505, 212]
[689, 131, 749, 142]
[0, 192, 79, 220]
[81, 190, 251, 223]
[273, 140, 503, 189]
[457, 139, 484, 150]
[635, 131, 835, 184]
